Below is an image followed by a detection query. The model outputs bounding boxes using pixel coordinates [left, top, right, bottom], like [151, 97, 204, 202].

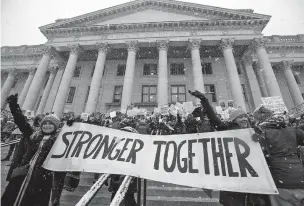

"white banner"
[43, 123, 278, 194]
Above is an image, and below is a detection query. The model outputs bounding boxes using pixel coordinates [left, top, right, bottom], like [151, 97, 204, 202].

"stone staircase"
[1, 146, 221, 206]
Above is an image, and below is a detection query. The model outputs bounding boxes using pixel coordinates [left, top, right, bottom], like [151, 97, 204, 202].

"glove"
[188, 90, 208, 102]
[6, 94, 18, 105]
[66, 117, 75, 126]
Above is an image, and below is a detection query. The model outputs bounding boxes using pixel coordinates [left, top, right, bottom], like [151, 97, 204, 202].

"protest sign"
[169, 105, 178, 116]
[81, 113, 89, 122]
[110, 111, 117, 118]
[261, 96, 287, 114]
[183, 101, 195, 113]
[44, 123, 277, 194]
[160, 105, 169, 116]
[289, 103, 304, 117]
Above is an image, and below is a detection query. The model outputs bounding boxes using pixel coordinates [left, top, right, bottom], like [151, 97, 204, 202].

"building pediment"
[40, 0, 270, 31]
[90, 9, 210, 26]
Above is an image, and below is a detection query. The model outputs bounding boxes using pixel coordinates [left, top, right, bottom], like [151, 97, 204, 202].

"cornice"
[1, 45, 46, 59]
[40, 0, 270, 31]
[42, 19, 269, 39]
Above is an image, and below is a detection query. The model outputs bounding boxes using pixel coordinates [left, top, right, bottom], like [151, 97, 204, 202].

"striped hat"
[40, 114, 60, 130]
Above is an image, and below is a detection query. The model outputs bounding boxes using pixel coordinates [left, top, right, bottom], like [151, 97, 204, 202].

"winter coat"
[1, 101, 65, 206]
[199, 97, 269, 206]
[259, 125, 304, 189]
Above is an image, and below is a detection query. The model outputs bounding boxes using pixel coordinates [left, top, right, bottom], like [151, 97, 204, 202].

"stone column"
[85, 43, 109, 114]
[220, 38, 246, 110]
[121, 41, 138, 112]
[157, 40, 169, 106]
[18, 68, 36, 107]
[1, 68, 17, 109]
[253, 61, 269, 97]
[189, 39, 205, 104]
[52, 45, 82, 118]
[36, 67, 57, 114]
[282, 60, 304, 106]
[252, 38, 282, 97]
[242, 55, 262, 108]
[22, 46, 55, 111]
[44, 65, 65, 113]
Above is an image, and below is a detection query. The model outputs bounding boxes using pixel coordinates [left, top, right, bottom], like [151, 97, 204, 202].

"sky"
[1, 0, 304, 46]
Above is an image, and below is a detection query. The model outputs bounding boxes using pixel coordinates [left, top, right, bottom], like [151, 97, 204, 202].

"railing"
[75, 174, 147, 206]
[1, 139, 21, 147]
[76, 174, 110, 206]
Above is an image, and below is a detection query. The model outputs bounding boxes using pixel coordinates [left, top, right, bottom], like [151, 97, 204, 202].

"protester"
[1, 94, 65, 206]
[253, 106, 304, 206]
[189, 90, 270, 206]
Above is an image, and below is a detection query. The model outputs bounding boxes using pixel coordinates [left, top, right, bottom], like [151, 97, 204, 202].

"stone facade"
[1, 0, 304, 117]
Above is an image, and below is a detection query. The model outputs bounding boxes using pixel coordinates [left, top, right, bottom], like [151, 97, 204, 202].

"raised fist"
[6, 93, 18, 105]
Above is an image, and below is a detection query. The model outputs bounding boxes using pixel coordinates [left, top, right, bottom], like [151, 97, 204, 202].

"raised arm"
[6, 94, 33, 138]
[189, 90, 227, 130]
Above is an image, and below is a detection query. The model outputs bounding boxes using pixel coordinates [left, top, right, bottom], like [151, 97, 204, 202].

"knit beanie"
[229, 109, 247, 122]
[253, 105, 274, 123]
[40, 114, 60, 130]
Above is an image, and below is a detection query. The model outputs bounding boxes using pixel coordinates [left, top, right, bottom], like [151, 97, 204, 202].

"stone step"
[73, 184, 218, 199]
[60, 192, 111, 205]
[61, 192, 219, 206]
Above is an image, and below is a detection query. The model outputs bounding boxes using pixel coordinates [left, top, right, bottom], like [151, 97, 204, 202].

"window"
[171, 85, 186, 103]
[85, 86, 90, 103]
[142, 85, 157, 103]
[12, 78, 18, 88]
[116, 64, 126, 76]
[201, 62, 213, 74]
[302, 93, 304, 99]
[66, 86, 76, 103]
[113, 86, 123, 103]
[170, 63, 185, 75]
[73, 66, 81, 77]
[43, 72, 50, 88]
[241, 84, 248, 102]
[294, 74, 301, 84]
[204, 84, 217, 102]
[143, 64, 157, 75]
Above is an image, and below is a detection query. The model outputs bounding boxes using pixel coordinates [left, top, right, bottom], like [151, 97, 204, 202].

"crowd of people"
[1, 91, 304, 206]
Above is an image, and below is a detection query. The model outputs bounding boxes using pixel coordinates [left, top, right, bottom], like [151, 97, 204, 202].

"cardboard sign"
[81, 113, 89, 122]
[44, 123, 278, 194]
[110, 111, 117, 118]
[261, 96, 287, 114]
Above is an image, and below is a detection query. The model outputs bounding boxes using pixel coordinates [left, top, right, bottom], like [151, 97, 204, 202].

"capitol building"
[1, 0, 304, 118]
